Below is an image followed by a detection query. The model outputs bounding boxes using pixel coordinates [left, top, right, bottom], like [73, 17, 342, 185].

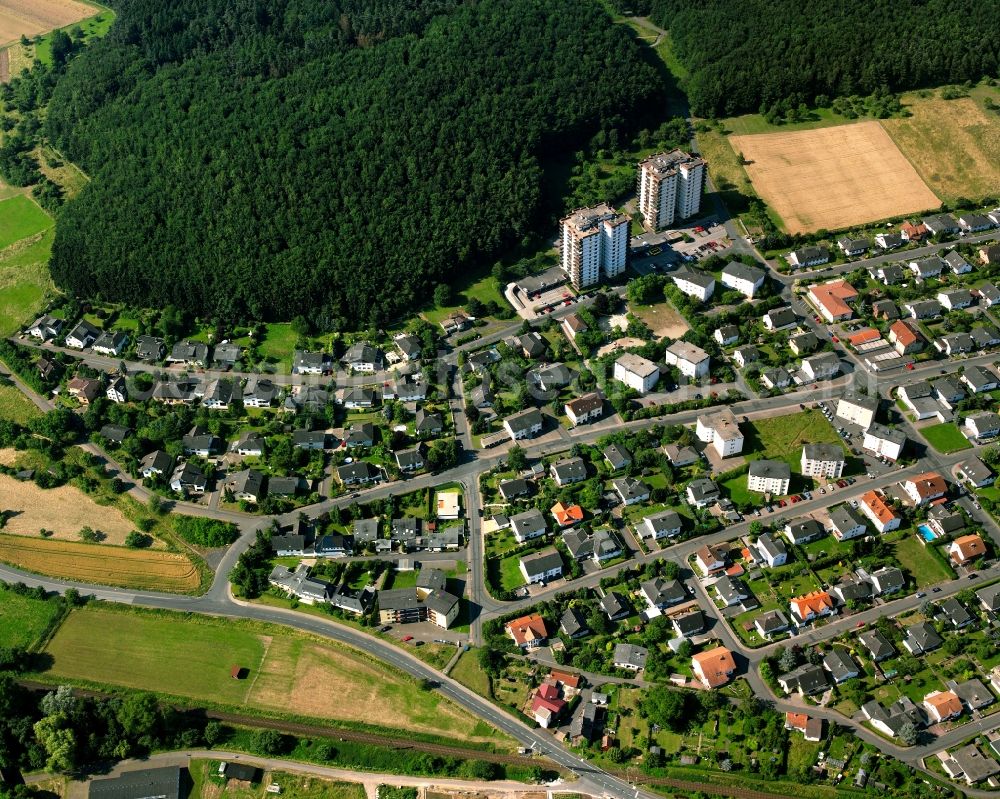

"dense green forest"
[45, 0, 661, 327]
[610, 0, 1000, 117]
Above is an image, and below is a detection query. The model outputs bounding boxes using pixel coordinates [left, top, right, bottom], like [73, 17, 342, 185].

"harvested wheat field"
[731, 121, 940, 234]
[882, 94, 1000, 203]
[0, 0, 96, 44]
[0, 535, 200, 592]
[0, 473, 139, 544]
[249, 635, 494, 740]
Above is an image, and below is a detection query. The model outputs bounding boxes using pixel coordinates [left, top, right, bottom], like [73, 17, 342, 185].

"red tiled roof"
[907, 472, 946, 499]
[809, 280, 858, 318]
[890, 320, 920, 346]
[790, 591, 834, 618]
[506, 613, 548, 646]
[692, 646, 736, 688]
[951, 534, 987, 563]
[848, 328, 881, 345]
[550, 669, 581, 689]
[861, 490, 898, 524]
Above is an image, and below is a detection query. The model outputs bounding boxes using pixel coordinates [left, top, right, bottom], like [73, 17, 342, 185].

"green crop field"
[920, 422, 972, 454]
[0, 586, 62, 649]
[43, 606, 497, 741]
[0, 195, 54, 251]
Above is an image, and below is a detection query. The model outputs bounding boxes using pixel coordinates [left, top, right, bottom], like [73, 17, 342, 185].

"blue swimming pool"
[918, 524, 938, 542]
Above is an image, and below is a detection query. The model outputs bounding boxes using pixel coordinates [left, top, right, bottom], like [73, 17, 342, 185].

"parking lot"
[630, 217, 733, 276]
[814, 399, 900, 479]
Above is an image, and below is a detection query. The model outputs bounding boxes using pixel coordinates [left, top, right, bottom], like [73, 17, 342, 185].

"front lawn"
[498, 554, 526, 591]
[920, 422, 972, 454]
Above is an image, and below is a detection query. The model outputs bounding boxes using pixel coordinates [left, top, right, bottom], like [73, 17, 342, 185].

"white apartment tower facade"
[638, 150, 706, 231]
[560, 204, 630, 290]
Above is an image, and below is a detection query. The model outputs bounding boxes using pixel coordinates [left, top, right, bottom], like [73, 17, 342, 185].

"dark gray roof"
[722, 261, 765, 283]
[520, 548, 563, 578]
[89, 766, 183, 799]
[560, 606, 589, 637]
[600, 591, 630, 618]
[822, 648, 858, 682]
[859, 628, 895, 660]
[748, 459, 790, 480]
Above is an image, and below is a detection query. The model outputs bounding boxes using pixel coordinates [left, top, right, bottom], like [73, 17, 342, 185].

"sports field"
[731, 122, 940, 234]
[0, 0, 96, 43]
[631, 299, 690, 339]
[45, 606, 497, 741]
[882, 92, 1000, 203]
[0, 534, 200, 591]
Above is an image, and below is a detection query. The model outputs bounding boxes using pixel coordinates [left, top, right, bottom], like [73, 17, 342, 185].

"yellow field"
[882, 93, 1000, 203]
[0, 0, 95, 44]
[731, 121, 940, 234]
[0, 473, 142, 544]
[0, 535, 200, 592]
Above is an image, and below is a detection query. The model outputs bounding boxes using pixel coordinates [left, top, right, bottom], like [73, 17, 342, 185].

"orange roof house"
[949, 533, 987, 565]
[551, 501, 584, 527]
[808, 280, 858, 322]
[923, 690, 963, 723]
[858, 490, 901, 532]
[785, 712, 823, 741]
[691, 646, 737, 688]
[901, 221, 929, 241]
[506, 613, 548, 648]
[889, 320, 922, 354]
[848, 328, 881, 346]
[789, 590, 835, 623]
[903, 472, 947, 505]
[550, 669, 581, 689]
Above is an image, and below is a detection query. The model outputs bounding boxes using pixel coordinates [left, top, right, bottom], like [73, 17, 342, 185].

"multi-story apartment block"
[800, 443, 846, 479]
[637, 150, 706, 230]
[560, 204, 630, 289]
[695, 407, 744, 458]
[747, 460, 791, 495]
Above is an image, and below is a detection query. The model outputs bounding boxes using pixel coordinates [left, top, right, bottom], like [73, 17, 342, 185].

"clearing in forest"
[731, 121, 940, 234]
[0, 0, 96, 44]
